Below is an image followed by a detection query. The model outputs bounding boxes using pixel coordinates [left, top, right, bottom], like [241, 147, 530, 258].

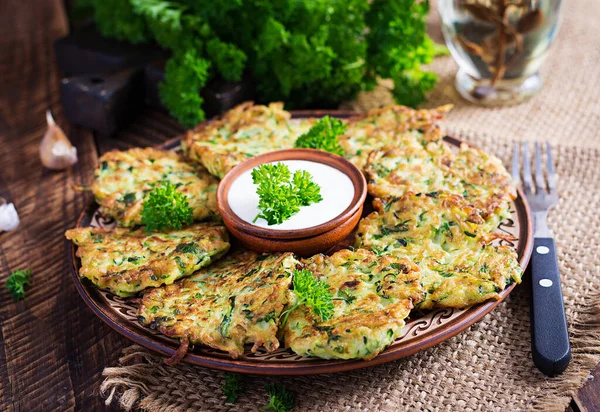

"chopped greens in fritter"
[365, 142, 515, 222]
[338, 104, 452, 171]
[283, 249, 423, 360]
[355, 192, 522, 309]
[182, 102, 313, 178]
[66, 223, 230, 297]
[92, 147, 219, 227]
[138, 251, 299, 358]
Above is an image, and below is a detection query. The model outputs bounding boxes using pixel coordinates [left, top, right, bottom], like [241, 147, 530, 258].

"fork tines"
[512, 141, 557, 197]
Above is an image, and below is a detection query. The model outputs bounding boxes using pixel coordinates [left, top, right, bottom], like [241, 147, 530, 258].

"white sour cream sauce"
[228, 160, 355, 230]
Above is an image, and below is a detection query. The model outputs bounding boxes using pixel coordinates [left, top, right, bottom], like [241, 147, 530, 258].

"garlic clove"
[0, 199, 20, 232]
[40, 110, 78, 170]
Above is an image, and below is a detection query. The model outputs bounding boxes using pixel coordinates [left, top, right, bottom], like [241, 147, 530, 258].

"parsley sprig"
[222, 372, 242, 404]
[6, 269, 31, 300]
[141, 181, 193, 232]
[252, 163, 322, 226]
[262, 384, 295, 412]
[294, 116, 346, 156]
[281, 270, 334, 326]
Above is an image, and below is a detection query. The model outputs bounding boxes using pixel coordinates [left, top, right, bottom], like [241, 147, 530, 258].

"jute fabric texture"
[100, 1, 600, 410]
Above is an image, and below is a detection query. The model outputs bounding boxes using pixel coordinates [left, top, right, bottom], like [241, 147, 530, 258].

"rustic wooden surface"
[0, 1, 597, 411]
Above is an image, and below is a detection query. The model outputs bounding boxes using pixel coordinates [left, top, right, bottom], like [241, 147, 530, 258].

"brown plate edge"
[69, 111, 534, 376]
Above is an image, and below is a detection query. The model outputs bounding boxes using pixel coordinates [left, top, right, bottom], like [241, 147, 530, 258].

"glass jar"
[438, 0, 562, 106]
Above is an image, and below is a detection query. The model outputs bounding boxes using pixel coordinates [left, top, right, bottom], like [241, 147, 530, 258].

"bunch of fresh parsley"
[295, 116, 346, 156]
[281, 269, 334, 326]
[79, 0, 440, 127]
[141, 181, 193, 232]
[251, 163, 322, 226]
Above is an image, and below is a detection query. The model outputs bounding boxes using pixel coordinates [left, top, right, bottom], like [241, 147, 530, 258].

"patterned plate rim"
[69, 110, 534, 375]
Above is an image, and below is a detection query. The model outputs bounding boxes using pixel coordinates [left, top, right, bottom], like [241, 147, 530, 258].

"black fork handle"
[530, 237, 571, 376]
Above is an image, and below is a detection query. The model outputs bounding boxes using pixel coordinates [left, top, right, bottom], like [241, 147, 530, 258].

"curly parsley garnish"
[251, 163, 322, 226]
[262, 383, 295, 412]
[281, 270, 334, 326]
[141, 181, 193, 232]
[222, 372, 242, 404]
[6, 269, 31, 300]
[294, 116, 346, 156]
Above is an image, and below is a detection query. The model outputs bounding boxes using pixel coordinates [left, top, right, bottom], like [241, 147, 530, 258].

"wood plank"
[573, 364, 600, 412]
[94, 109, 184, 155]
[0, 1, 126, 411]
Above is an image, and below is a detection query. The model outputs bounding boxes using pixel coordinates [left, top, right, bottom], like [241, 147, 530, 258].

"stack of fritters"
[68, 102, 522, 361]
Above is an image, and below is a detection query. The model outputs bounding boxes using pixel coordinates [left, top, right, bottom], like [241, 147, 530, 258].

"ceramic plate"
[70, 111, 533, 375]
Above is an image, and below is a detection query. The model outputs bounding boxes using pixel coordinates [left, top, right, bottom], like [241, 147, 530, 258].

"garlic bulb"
[0, 199, 20, 232]
[40, 110, 78, 170]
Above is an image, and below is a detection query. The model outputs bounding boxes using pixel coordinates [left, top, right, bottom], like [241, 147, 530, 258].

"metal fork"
[512, 142, 570, 376]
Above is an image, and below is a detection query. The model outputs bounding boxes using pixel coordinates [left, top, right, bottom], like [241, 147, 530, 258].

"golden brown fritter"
[138, 251, 299, 358]
[283, 249, 423, 360]
[339, 104, 452, 171]
[92, 147, 219, 227]
[355, 192, 522, 309]
[66, 223, 230, 297]
[182, 102, 313, 178]
[365, 142, 516, 222]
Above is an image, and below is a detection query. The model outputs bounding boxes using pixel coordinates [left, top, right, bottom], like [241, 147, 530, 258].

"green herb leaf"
[252, 163, 322, 226]
[292, 170, 322, 206]
[294, 116, 346, 156]
[281, 270, 334, 326]
[365, 0, 437, 107]
[262, 383, 295, 412]
[222, 372, 242, 404]
[141, 181, 193, 232]
[175, 243, 199, 254]
[159, 49, 210, 128]
[6, 269, 32, 300]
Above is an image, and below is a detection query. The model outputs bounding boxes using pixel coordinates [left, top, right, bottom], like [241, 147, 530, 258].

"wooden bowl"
[217, 148, 367, 256]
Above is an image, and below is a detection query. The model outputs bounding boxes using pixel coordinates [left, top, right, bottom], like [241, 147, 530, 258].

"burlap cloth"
[100, 1, 600, 410]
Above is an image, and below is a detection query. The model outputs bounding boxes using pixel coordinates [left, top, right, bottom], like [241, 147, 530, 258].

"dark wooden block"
[143, 60, 167, 111]
[201, 76, 255, 118]
[60, 69, 144, 136]
[54, 24, 168, 77]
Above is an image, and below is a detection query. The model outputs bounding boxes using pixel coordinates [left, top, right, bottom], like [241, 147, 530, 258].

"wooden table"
[0, 1, 598, 411]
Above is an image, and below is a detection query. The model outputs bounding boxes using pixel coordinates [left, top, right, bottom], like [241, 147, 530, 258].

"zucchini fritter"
[138, 251, 299, 358]
[339, 104, 452, 171]
[283, 249, 424, 360]
[366, 142, 516, 221]
[92, 148, 219, 227]
[355, 193, 522, 309]
[66, 223, 230, 297]
[182, 102, 313, 178]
